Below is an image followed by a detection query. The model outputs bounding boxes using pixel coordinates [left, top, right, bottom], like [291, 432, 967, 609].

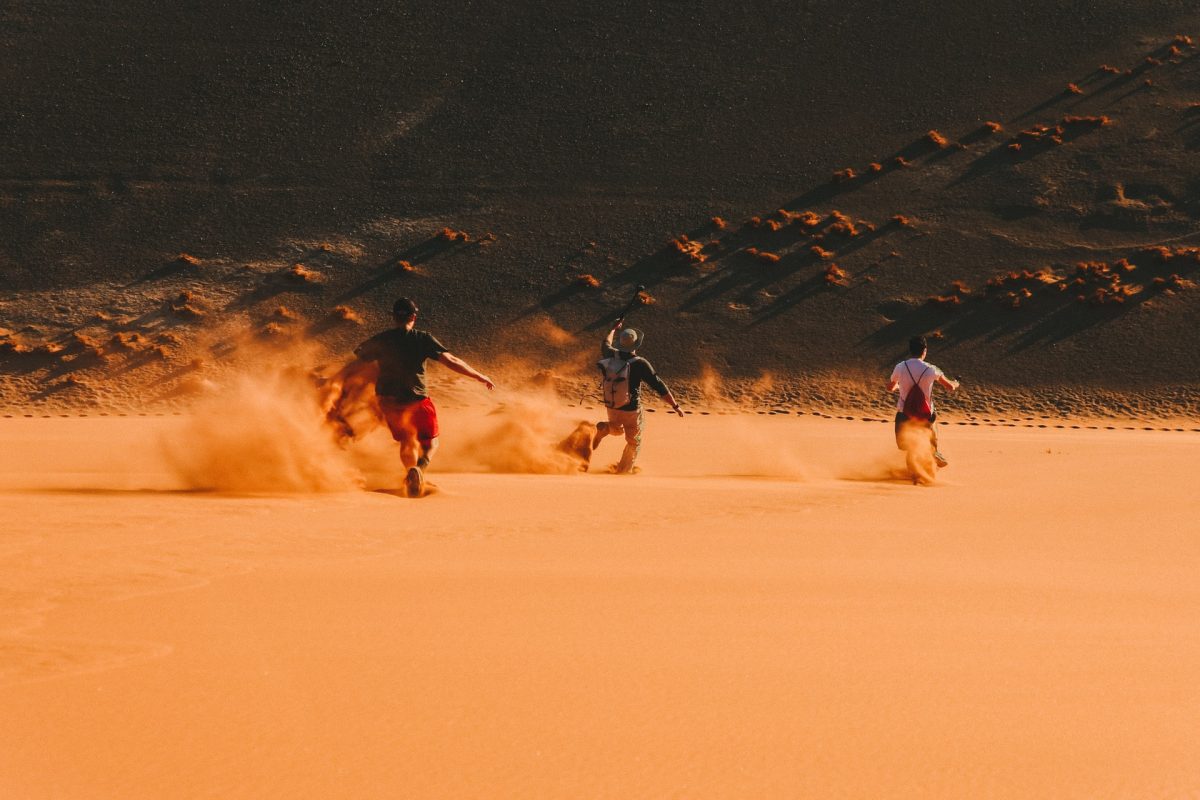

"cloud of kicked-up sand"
[163, 365, 365, 492]
[160, 343, 825, 491]
[435, 384, 594, 475]
[159, 338, 605, 491]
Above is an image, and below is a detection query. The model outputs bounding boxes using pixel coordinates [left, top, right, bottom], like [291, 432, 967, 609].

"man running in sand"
[592, 319, 683, 474]
[887, 334, 960, 467]
[336, 297, 494, 497]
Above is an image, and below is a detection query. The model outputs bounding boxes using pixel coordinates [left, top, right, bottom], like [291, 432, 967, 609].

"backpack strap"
[903, 361, 931, 385]
[902, 361, 932, 404]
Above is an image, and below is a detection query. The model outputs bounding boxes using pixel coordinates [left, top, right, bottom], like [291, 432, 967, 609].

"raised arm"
[601, 319, 623, 357]
[437, 352, 495, 390]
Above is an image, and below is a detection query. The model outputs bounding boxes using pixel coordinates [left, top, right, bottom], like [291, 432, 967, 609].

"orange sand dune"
[1, 408, 1198, 798]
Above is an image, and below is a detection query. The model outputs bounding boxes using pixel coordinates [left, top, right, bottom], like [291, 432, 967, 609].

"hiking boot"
[404, 466, 425, 498]
[591, 421, 608, 449]
[934, 451, 949, 468]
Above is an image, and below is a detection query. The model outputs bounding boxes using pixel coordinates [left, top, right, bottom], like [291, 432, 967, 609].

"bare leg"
[417, 436, 439, 469]
[398, 432, 420, 471]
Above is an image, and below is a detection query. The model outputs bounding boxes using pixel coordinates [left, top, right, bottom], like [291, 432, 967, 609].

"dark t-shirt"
[598, 342, 669, 411]
[354, 328, 448, 402]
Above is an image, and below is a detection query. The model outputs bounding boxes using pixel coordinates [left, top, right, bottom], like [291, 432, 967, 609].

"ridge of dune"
[3, 4, 1200, 416]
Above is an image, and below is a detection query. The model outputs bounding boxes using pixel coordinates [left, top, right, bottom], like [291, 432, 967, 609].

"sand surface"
[2, 408, 1197, 798]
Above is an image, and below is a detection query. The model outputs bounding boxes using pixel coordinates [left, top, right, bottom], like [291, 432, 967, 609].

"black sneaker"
[934, 451, 949, 468]
[404, 466, 425, 498]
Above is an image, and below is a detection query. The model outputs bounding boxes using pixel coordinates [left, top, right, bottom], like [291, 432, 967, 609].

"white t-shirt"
[890, 358, 944, 412]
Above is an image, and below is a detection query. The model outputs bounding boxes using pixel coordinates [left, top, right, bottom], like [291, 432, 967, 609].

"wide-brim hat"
[616, 328, 644, 351]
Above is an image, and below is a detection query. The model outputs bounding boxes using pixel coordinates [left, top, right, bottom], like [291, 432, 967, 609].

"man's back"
[889, 357, 944, 412]
[596, 351, 667, 411]
[355, 327, 447, 402]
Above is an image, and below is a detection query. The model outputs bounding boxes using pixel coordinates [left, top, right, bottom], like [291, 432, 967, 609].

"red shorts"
[378, 397, 439, 446]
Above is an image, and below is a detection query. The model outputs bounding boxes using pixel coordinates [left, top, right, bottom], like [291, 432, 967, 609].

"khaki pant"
[597, 407, 643, 473]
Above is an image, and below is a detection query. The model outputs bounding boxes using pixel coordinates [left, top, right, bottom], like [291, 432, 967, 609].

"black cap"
[393, 297, 419, 317]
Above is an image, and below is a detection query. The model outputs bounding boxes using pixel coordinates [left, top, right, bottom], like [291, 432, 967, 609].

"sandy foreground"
[1, 401, 1198, 799]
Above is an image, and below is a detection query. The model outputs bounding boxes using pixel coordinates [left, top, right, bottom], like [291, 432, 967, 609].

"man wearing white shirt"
[886, 335, 960, 467]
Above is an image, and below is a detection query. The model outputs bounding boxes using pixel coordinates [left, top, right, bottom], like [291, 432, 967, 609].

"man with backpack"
[593, 320, 684, 474]
[886, 335, 960, 467]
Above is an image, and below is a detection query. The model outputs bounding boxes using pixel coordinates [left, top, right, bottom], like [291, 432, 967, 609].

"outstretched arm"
[886, 378, 899, 393]
[661, 390, 684, 417]
[937, 375, 960, 392]
[437, 352, 495, 390]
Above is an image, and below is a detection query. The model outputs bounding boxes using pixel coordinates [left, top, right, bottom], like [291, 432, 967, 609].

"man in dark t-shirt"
[593, 319, 683, 474]
[333, 297, 494, 496]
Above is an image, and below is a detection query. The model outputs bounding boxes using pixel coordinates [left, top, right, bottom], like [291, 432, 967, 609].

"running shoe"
[404, 466, 425, 498]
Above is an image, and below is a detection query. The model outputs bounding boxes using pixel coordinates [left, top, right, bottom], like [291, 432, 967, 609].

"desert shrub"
[1061, 115, 1112, 127]
[926, 294, 962, 307]
[926, 130, 950, 148]
[259, 322, 290, 339]
[824, 263, 849, 285]
[167, 292, 206, 320]
[332, 305, 362, 324]
[286, 263, 320, 283]
[789, 210, 823, 228]
[672, 235, 707, 263]
[108, 331, 148, 351]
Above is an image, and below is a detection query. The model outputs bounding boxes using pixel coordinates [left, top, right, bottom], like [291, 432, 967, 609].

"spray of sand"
[158, 339, 829, 490]
[163, 366, 364, 492]
[435, 386, 593, 475]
